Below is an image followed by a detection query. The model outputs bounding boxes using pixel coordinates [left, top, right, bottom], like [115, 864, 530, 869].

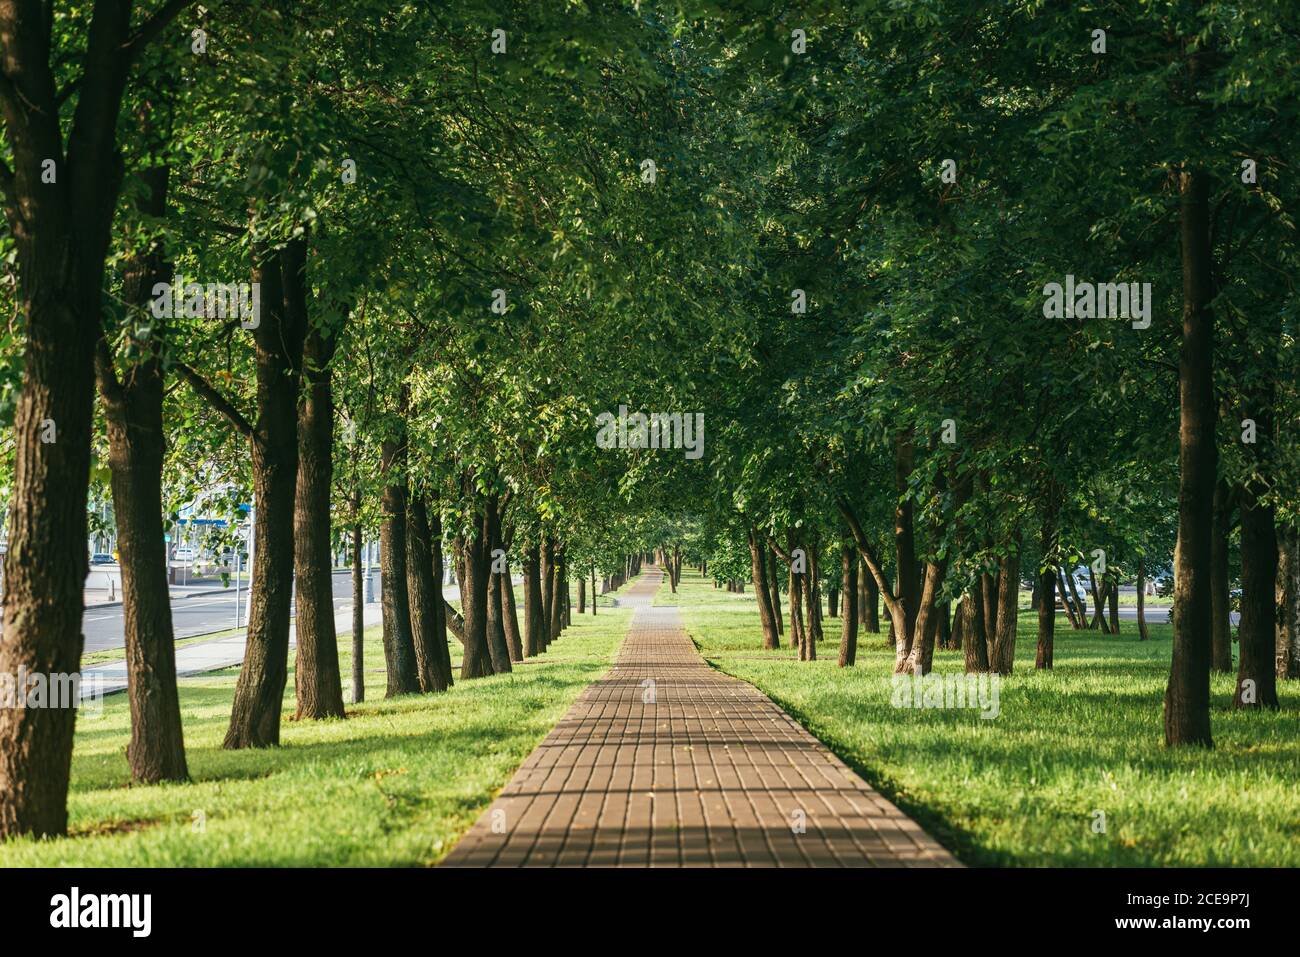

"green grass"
[670, 568, 1300, 867]
[0, 602, 634, 866]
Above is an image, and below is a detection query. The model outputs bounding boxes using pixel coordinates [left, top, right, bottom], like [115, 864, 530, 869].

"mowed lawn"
[0, 597, 633, 867]
[665, 569, 1300, 867]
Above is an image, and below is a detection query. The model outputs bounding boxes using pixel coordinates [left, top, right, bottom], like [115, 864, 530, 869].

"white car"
[172, 546, 196, 563]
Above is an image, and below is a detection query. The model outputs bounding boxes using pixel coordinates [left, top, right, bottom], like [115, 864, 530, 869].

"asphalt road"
[83, 569, 383, 653]
[1058, 605, 1240, 626]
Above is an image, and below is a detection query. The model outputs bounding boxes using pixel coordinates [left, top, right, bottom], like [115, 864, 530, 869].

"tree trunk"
[1088, 567, 1109, 633]
[903, 559, 950, 675]
[982, 570, 1000, 646]
[962, 585, 990, 673]
[789, 563, 805, 651]
[290, 238, 345, 721]
[837, 542, 859, 667]
[378, 436, 420, 697]
[1236, 477, 1279, 709]
[524, 544, 544, 656]
[541, 536, 556, 650]
[1108, 574, 1120, 635]
[802, 539, 821, 661]
[1278, 526, 1300, 679]
[548, 543, 565, 642]
[501, 563, 524, 661]
[991, 552, 1020, 674]
[0, 0, 141, 837]
[351, 520, 365, 702]
[1036, 563, 1055, 670]
[94, 165, 187, 783]
[894, 434, 920, 660]
[428, 506, 453, 687]
[951, 599, 965, 650]
[482, 497, 512, 672]
[459, 501, 496, 679]
[861, 563, 879, 632]
[406, 494, 449, 693]
[769, 550, 784, 635]
[224, 248, 306, 747]
[1210, 479, 1233, 672]
[749, 528, 780, 649]
[1165, 165, 1217, 748]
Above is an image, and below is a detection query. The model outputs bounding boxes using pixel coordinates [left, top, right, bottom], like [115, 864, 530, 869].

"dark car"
[90, 553, 115, 565]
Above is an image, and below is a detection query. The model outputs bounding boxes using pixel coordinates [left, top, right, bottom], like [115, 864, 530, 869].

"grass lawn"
[0, 597, 634, 866]
[669, 568, 1300, 867]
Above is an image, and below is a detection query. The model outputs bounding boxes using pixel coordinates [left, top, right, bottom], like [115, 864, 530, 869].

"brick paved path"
[441, 566, 960, 867]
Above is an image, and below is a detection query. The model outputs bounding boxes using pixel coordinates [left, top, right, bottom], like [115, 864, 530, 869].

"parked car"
[90, 553, 115, 565]
[172, 546, 196, 563]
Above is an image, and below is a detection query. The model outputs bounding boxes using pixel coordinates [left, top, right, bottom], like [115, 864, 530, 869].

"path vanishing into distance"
[443, 566, 958, 868]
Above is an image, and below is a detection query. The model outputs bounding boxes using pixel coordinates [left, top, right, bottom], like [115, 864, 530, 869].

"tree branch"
[175, 359, 255, 438]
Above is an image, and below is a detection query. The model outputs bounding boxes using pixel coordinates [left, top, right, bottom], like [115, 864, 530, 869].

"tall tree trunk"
[894, 434, 920, 661]
[1036, 489, 1058, 669]
[950, 599, 965, 650]
[540, 536, 556, 650]
[224, 248, 306, 747]
[861, 563, 879, 632]
[1054, 568, 1077, 630]
[94, 165, 187, 783]
[290, 236, 345, 721]
[981, 569, 1000, 647]
[837, 541, 859, 667]
[1165, 165, 1217, 749]
[904, 560, 950, 675]
[1210, 479, 1233, 672]
[0, 0, 142, 837]
[486, 570, 511, 671]
[802, 539, 821, 661]
[1278, 526, 1300, 679]
[379, 435, 420, 697]
[524, 544, 543, 656]
[789, 562, 805, 651]
[428, 506, 453, 688]
[459, 495, 496, 679]
[1236, 476, 1279, 709]
[1088, 567, 1110, 634]
[548, 543, 565, 642]
[962, 584, 991, 674]
[501, 563, 524, 661]
[749, 528, 780, 650]
[482, 497, 512, 673]
[1036, 564, 1056, 670]
[768, 550, 784, 635]
[991, 552, 1020, 675]
[936, 602, 953, 650]
[1108, 574, 1120, 635]
[406, 494, 449, 693]
[351, 520, 365, 702]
